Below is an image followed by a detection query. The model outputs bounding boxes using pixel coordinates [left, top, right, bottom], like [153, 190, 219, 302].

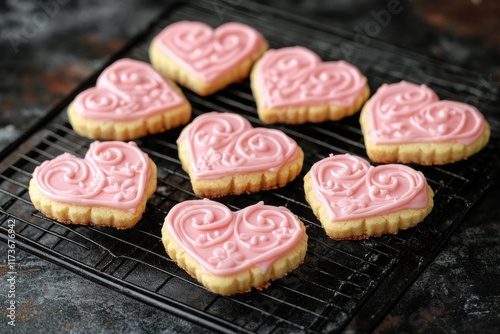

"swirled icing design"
[165, 199, 304, 275]
[255, 46, 368, 108]
[154, 21, 266, 82]
[366, 81, 486, 145]
[310, 154, 429, 220]
[74, 58, 185, 121]
[177, 112, 300, 180]
[33, 141, 151, 212]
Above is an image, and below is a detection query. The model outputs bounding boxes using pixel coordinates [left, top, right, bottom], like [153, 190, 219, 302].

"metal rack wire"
[0, 1, 499, 333]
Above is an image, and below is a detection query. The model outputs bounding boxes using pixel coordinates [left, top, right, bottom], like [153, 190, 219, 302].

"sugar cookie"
[150, 21, 268, 96]
[177, 112, 303, 197]
[68, 58, 191, 140]
[360, 81, 490, 164]
[162, 199, 308, 295]
[251, 46, 369, 124]
[29, 141, 157, 229]
[304, 154, 433, 240]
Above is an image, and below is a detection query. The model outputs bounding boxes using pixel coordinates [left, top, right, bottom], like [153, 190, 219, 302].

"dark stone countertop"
[1, 1, 499, 333]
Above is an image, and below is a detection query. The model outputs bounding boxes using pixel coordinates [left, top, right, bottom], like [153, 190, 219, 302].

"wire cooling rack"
[1, 1, 499, 333]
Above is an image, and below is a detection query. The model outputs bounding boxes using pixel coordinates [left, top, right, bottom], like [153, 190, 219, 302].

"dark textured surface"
[0, 0, 163, 151]
[1, 0, 499, 333]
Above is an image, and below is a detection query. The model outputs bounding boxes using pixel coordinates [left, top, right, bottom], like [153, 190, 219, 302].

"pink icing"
[366, 81, 486, 145]
[33, 141, 151, 212]
[154, 21, 266, 83]
[165, 199, 304, 276]
[74, 58, 185, 121]
[255, 46, 367, 108]
[177, 112, 300, 180]
[309, 154, 429, 220]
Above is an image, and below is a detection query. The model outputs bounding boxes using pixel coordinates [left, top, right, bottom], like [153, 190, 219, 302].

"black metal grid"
[1, 1, 499, 333]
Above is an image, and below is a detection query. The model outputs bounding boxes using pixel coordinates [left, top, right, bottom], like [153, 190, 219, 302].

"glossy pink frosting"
[255, 46, 367, 108]
[309, 154, 429, 220]
[165, 199, 304, 276]
[74, 58, 185, 121]
[154, 21, 266, 83]
[366, 81, 486, 145]
[33, 141, 151, 212]
[177, 112, 300, 180]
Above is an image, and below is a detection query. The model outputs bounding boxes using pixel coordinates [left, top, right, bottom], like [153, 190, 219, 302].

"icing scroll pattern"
[310, 154, 429, 220]
[165, 199, 304, 275]
[33, 141, 151, 212]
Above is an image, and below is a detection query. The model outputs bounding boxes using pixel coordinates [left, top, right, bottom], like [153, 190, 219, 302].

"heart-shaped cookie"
[68, 58, 191, 140]
[251, 46, 370, 123]
[150, 21, 268, 95]
[29, 141, 157, 229]
[162, 199, 307, 295]
[177, 112, 304, 197]
[360, 81, 490, 164]
[304, 154, 433, 240]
